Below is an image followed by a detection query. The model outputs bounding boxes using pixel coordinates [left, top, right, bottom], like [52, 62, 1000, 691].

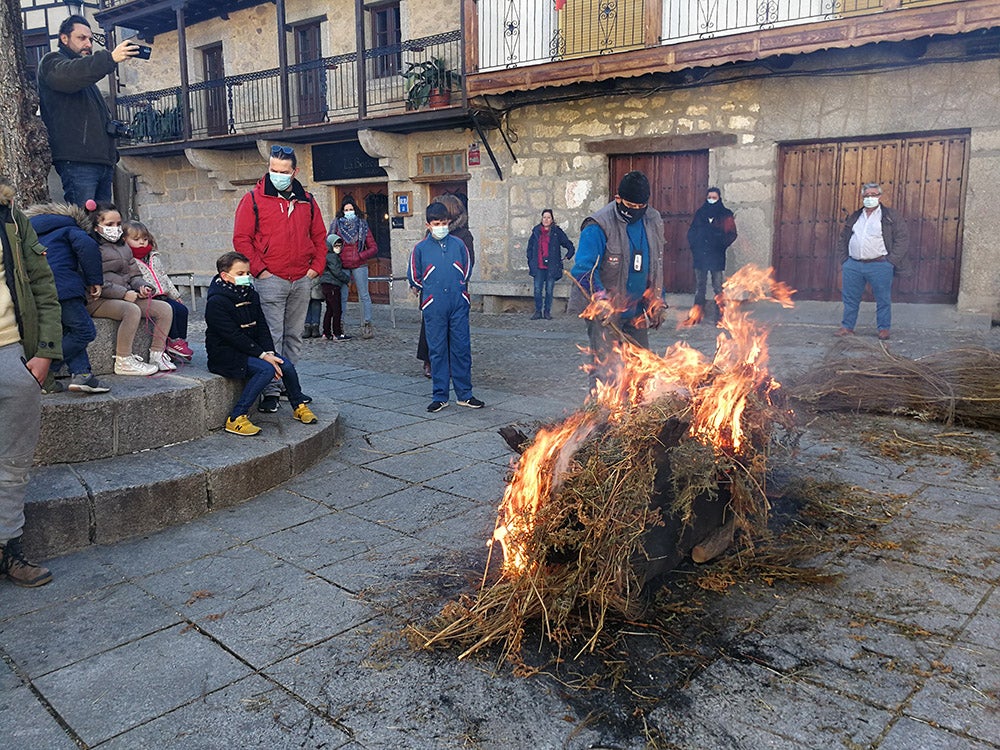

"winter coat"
[94, 239, 149, 299]
[569, 201, 664, 315]
[331, 217, 378, 270]
[0, 185, 63, 361]
[686, 201, 737, 272]
[25, 203, 103, 302]
[408, 234, 470, 312]
[204, 276, 276, 379]
[233, 175, 327, 281]
[133, 250, 182, 300]
[37, 45, 118, 166]
[319, 235, 351, 286]
[526, 223, 575, 280]
[836, 205, 911, 276]
[448, 214, 476, 272]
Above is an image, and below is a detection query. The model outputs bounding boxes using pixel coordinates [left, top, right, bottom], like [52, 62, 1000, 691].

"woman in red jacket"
[332, 197, 378, 339]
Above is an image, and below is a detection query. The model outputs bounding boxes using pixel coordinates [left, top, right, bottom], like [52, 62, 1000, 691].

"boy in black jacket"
[204, 252, 318, 436]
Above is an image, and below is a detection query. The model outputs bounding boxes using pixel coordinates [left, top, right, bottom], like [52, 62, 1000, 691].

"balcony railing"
[115, 31, 462, 145]
[479, 0, 891, 71]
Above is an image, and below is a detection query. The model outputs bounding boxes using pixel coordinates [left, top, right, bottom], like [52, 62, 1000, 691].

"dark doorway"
[202, 44, 227, 136]
[775, 132, 969, 303]
[609, 151, 709, 295]
[336, 184, 391, 304]
[294, 22, 324, 126]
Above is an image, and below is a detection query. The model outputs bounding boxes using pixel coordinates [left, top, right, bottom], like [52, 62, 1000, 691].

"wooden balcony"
[468, 0, 1000, 96]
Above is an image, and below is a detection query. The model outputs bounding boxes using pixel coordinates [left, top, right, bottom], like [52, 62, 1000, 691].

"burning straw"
[788, 340, 1000, 430]
[410, 266, 797, 663]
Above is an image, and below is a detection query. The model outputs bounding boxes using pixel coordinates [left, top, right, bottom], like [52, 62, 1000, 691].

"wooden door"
[774, 132, 968, 303]
[609, 151, 709, 294]
[294, 22, 324, 126]
[202, 44, 226, 136]
[335, 184, 391, 305]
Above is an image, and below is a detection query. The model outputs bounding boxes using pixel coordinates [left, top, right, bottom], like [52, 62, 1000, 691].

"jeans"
[231, 354, 306, 419]
[254, 274, 311, 396]
[59, 297, 97, 376]
[305, 299, 322, 327]
[0, 343, 42, 542]
[342, 265, 372, 325]
[694, 268, 725, 320]
[161, 297, 189, 340]
[532, 274, 556, 315]
[53, 161, 114, 207]
[841, 258, 894, 331]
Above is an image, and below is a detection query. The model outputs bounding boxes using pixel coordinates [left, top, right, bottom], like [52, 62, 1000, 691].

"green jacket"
[1, 188, 63, 361]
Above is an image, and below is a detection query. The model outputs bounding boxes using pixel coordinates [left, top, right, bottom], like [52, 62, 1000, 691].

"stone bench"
[473, 279, 573, 314]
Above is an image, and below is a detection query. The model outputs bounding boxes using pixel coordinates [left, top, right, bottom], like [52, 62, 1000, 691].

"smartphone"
[134, 44, 152, 60]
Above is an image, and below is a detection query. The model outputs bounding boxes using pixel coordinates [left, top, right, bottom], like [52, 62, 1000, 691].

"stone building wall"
[468, 54, 1000, 317]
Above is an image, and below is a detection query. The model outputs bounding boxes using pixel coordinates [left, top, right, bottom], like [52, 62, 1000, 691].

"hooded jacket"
[204, 276, 275, 379]
[0, 184, 63, 360]
[37, 45, 118, 166]
[233, 174, 327, 281]
[25, 203, 103, 302]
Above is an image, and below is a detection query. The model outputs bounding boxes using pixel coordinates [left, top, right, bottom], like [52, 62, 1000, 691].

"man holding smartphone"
[37, 15, 143, 207]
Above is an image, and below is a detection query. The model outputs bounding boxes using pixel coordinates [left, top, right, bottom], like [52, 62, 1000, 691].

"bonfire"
[413, 266, 796, 662]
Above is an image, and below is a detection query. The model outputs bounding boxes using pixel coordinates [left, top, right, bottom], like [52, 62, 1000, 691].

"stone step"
[39, 367, 241, 465]
[25, 398, 340, 561]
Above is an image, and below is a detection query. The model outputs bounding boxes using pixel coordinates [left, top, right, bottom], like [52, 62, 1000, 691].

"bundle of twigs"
[788, 341, 1000, 430]
[409, 388, 786, 664]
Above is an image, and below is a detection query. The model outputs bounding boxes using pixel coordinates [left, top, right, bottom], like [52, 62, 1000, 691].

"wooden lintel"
[585, 133, 739, 155]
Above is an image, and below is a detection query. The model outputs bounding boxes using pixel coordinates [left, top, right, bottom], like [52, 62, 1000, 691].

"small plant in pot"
[403, 57, 461, 109]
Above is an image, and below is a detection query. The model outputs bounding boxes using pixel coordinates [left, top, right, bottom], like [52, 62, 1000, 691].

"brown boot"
[1, 536, 53, 588]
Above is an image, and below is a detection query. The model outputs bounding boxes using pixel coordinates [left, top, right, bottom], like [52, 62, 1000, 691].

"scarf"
[217, 276, 253, 300]
[335, 216, 369, 246]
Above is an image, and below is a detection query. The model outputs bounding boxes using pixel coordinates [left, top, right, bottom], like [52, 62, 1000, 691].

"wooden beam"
[585, 133, 738, 154]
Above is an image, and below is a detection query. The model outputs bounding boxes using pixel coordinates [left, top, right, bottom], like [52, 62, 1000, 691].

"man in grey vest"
[569, 171, 664, 389]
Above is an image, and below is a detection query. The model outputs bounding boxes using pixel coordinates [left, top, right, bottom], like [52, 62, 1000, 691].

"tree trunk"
[0, 0, 52, 205]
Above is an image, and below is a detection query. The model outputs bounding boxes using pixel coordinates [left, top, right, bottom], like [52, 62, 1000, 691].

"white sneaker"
[150, 349, 177, 372]
[114, 354, 158, 376]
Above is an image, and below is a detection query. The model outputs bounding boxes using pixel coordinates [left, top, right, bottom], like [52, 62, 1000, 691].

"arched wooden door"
[774, 131, 969, 303]
[609, 151, 709, 295]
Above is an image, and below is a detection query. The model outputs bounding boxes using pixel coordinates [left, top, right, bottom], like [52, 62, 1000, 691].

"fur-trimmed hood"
[23, 202, 93, 233]
[0, 182, 14, 207]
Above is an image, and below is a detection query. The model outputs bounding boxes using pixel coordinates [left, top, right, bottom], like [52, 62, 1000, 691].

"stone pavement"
[1, 301, 998, 749]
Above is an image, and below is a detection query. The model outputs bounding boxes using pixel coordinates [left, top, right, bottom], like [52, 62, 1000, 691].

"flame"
[494, 265, 795, 574]
[678, 304, 704, 328]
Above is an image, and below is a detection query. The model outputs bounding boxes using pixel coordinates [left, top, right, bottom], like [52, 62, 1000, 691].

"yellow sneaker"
[293, 404, 318, 424]
[225, 414, 261, 436]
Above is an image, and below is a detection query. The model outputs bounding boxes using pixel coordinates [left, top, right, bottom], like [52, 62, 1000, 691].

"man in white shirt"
[835, 182, 909, 340]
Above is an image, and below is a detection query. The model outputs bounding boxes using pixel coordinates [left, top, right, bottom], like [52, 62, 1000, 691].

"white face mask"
[863, 196, 880, 209]
[706, 198, 719, 205]
[430, 225, 450, 240]
[343, 210, 356, 221]
[233, 274, 253, 286]
[98, 224, 123, 242]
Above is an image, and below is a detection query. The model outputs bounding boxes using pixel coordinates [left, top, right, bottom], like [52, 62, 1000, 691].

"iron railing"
[478, 0, 895, 70]
[115, 31, 462, 145]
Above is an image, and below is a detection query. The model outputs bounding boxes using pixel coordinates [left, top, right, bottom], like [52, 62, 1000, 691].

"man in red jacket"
[232, 145, 326, 412]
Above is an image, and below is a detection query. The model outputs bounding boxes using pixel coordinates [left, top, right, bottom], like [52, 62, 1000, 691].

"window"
[370, 3, 401, 78]
[417, 150, 467, 178]
[23, 30, 50, 83]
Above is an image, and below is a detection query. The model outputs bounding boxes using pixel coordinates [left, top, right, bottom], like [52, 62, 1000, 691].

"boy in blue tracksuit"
[408, 202, 484, 413]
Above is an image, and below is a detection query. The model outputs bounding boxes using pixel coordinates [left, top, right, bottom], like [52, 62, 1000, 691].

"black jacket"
[204, 276, 275, 379]
[37, 45, 118, 166]
[526, 223, 575, 280]
[26, 203, 103, 302]
[687, 201, 737, 272]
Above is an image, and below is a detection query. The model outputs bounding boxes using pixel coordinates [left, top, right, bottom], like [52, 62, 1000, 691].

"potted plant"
[402, 57, 461, 110]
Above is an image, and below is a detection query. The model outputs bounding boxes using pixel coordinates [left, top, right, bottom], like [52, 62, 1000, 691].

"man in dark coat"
[37, 15, 142, 206]
[526, 208, 575, 320]
[204, 252, 318, 436]
[686, 186, 737, 323]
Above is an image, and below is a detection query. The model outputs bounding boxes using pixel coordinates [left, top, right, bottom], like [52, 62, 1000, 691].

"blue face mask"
[430, 225, 450, 240]
[343, 210, 356, 221]
[269, 172, 292, 191]
[233, 275, 253, 286]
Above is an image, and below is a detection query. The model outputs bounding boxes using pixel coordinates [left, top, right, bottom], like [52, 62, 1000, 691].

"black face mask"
[616, 202, 646, 224]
